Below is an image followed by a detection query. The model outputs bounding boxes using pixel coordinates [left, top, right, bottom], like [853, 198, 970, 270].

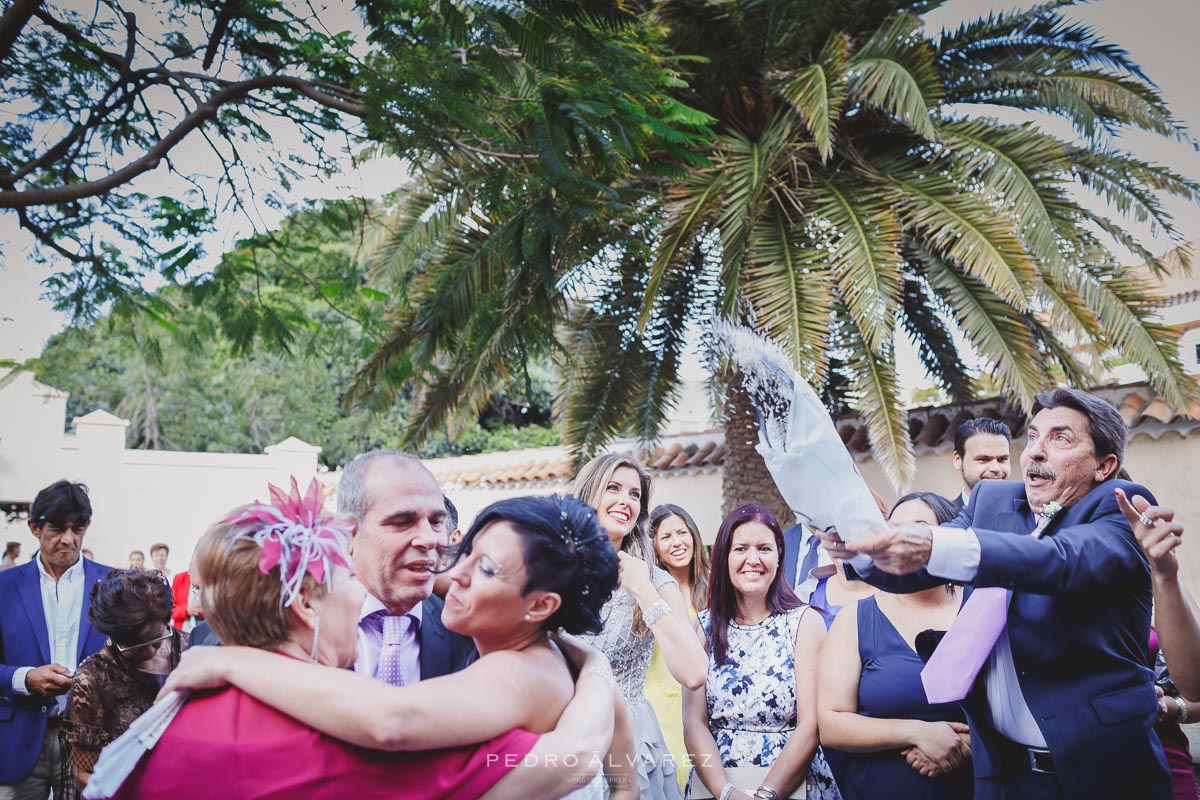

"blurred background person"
[170, 560, 203, 633]
[817, 492, 972, 800]
[574, 453, 707, 800]
[127, 550, 144, 569]
[685, 503, 830, 800]
[64, 569, 189, 789]
[949, 419, 1012, 512]
[148, 543, 171, 581]
[1, 541, 18, 570]
[432, 496, 463, 599]
[646, 503, 710, 790]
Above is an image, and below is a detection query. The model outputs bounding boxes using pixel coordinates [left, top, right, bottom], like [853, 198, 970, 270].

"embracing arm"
[483, 668, 619, 799]
[159, 646, 550, 751]
[817, 606, 968, 774]
[759, 609, 823, 798]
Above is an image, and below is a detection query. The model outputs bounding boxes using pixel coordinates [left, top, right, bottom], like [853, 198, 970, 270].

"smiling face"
[351, 459, 448, 615]
[442, 521, 555, 643]
[727, 521, 779, 600]
[307, 565, 365, 668]
[1021, 405, 1119, 512]
[954, 433, 1011, 492]
[654, 514, 694, 572]
[595, 466, 643, 548]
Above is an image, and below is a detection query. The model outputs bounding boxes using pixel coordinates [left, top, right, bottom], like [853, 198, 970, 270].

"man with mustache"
[337, 451, 474, 684]
[822, 388, 1169, 800]
[1, 480, 113, 799]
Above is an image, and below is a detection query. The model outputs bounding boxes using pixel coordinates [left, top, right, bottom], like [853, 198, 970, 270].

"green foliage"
[353, 0, 1199, 489]
[32, 200, 559, 465]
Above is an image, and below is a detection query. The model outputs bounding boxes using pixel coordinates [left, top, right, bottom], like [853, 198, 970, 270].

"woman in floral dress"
[574, 454, 708, 800]
[685, 504, 839, 800]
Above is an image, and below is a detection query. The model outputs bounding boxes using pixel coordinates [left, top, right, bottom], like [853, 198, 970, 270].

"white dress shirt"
[12, 555, 86, 715]
[927, 526, 1048, 748]
[793, 524, 834, 604]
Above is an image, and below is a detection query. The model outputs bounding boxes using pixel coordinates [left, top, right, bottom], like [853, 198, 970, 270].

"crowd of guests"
[1, 387, 1198, 800]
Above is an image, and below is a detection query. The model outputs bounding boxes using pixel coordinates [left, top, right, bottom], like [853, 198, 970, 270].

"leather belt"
[996, 734, 1056, 774]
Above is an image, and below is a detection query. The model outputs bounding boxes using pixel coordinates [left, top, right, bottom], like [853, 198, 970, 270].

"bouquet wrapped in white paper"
[712, 322, 886, 566]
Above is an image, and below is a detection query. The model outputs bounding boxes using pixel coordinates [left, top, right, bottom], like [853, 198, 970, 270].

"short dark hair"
[953, 418, 1012, 457]
[890, 492, 959, 525]
[30, 480, 92, 528]
[89, 569, 174, 647]
[4, 542, 18, 557]
[706, 503, 803, 666]
[456, 494, 618, 635]
[1032, 388, 1126, 466]
[444, 496, 459, 532]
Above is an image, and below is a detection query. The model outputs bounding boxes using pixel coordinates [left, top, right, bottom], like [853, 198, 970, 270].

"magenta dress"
[1149, 629, 1199, 800]
[113, 686, 538, 799]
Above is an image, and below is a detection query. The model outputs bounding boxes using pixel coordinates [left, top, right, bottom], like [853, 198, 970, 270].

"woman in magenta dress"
[87, 481, 623, 800]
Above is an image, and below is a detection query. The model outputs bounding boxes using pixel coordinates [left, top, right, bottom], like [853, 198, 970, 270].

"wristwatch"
[752, 787, 779, 800]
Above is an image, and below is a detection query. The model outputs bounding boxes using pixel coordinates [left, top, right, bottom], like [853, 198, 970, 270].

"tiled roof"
[321, 383, 1198, 493]
[420, 430, 726, 489]
[835, 381, 1200, 460]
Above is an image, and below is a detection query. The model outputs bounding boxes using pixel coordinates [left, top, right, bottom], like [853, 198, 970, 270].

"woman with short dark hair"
[64, 569, 188, 789]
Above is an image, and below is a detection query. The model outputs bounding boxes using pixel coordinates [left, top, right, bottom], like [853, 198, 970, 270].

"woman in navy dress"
[817, 492, 973, 800]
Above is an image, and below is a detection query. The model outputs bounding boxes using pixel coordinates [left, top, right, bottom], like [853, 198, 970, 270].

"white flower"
[1040, 500, 1063, 519]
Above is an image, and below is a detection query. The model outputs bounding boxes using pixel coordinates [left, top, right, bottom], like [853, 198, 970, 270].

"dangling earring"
[309, 616, 321, 662]
[523, 613, 532, 622]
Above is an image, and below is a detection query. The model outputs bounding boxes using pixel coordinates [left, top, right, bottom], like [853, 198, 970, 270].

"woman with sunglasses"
[63, 569, 188, 789]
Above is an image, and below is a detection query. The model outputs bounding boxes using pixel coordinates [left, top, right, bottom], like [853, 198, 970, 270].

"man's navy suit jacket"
[860, 478, 1170, 800]
[0, 557, 112, 783]
[418, 593, 476, 679]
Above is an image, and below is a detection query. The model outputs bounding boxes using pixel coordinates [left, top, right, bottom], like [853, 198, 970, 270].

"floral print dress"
[699, 607, 840, 800]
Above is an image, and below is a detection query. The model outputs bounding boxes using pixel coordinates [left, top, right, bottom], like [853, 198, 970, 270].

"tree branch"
[0, 0, 41, 64]
[0, 75, 366, 209]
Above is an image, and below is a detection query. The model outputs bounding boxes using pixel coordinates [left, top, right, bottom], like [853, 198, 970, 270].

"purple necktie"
[378, 614, 415, 687]
[920, 514, 1049, 703]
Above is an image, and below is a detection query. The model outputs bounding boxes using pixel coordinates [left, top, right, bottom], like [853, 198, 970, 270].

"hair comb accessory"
[221, 477, 354, 607]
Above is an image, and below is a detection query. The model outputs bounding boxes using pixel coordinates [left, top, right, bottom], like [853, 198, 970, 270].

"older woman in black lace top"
[63, 569, 189, 788]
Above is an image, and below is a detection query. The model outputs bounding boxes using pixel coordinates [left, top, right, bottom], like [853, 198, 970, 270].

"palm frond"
[775, 32, 850, 162]
[839, 315, 914, 489]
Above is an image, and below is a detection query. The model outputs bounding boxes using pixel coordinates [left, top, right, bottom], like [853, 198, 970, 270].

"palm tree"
[352, 0, 1199, 518]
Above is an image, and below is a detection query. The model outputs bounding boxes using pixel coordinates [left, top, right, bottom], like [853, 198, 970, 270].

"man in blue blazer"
[825, 388, 1169, 800]
[338, 450, 476, 684]
[1, 480, 113, 799]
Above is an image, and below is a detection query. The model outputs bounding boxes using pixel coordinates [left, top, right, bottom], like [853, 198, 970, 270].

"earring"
[523, 613, 532, 622]
[309, 616, 321, 662]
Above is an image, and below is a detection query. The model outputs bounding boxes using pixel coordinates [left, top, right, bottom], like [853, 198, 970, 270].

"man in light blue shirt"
[0, 480, 112, 799]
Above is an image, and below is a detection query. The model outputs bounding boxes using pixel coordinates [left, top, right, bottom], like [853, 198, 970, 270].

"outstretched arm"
[1117, 489, 1200, 698]
[160, 645, 561, 751]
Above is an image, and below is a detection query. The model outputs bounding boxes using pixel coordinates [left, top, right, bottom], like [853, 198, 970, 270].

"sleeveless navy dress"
[837, 595, 973, 800]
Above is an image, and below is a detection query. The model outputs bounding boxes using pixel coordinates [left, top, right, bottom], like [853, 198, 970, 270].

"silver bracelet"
[580, 665, 617, 696]
[1174, 695, 1189, 724]
[719, 783, 735, 800]
[642, 599, 671, 628]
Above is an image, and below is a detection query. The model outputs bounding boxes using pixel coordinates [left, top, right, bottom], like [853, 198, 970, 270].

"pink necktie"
[920, 514, 1049, 703]
[378, 614, 414, 687]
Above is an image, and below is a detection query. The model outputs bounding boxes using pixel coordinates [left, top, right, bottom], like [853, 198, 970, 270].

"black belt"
[994, 734, 1056, 774]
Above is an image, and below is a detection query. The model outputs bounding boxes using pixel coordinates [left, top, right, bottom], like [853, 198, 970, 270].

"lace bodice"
[579, 563, 677, 710]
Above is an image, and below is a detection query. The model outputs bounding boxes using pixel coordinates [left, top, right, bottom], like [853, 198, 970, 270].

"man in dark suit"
[337, 451, 474, 684]
[824, 388, 1169, 799]
[949, 417, 1012, 513]
[0, 480, 113, 799]
[781, 521, 830, 603]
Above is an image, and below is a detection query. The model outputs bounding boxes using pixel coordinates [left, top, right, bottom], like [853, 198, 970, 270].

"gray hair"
[1031, 388, 1126, 467]
[336, 450, 426, 520]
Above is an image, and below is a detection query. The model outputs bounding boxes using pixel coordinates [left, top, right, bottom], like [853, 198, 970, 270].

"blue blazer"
[419, 594, 476, 679]
[781, 523, 805, 588]
[860, 479, 1170, 800]
[0, 557, 112, 783]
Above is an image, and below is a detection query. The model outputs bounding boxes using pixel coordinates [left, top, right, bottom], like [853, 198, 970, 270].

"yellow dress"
[643, 604, 698, 791]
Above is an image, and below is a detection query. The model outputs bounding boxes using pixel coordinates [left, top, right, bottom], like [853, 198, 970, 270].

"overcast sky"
[3, 0, 1199, 375]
